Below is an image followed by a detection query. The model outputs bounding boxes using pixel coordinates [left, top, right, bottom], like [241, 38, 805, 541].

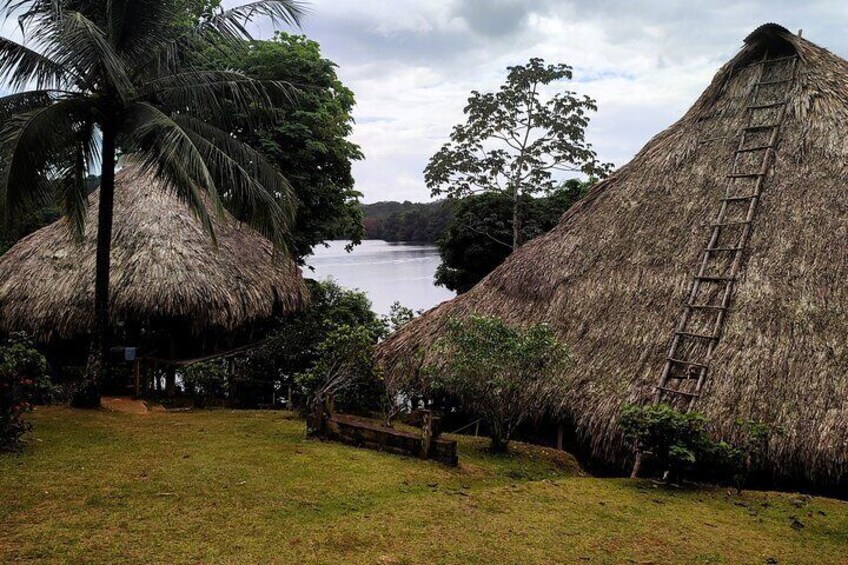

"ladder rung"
[736, 145, 772, 154]
[655, 386, 701, 398]
[757, 78, 793, 86]
[695, 275, 735, 282]
[664, 373, 700, 381]
[676, 331, 718, 341]
[747, 102, 785, 110]
[705, 246, 743, 253]
[742, 55, 798, 68]
[744, 124, 779, 132]
[667, 358, 709, 370]
[687, 303, 727, 311]
[722, 194, 758, 202]
[727, 172, 764, 178]
[711, 220, 750, 227]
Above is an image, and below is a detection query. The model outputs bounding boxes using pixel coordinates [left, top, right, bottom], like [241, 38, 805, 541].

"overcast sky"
[248, 1, 843, 203]
[5, 2, 845, 204]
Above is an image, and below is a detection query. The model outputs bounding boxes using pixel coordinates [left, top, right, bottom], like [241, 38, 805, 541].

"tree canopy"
[436, 179, 591, 293]
[425, 58, 611, 250]
[202, 32, 365, 260]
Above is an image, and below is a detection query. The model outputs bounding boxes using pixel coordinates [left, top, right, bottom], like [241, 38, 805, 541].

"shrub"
[238, 279, 385, 409]
[183, 360, 229, 408]
[0, 333, 49, 452]
[428, 315, 571, 453]
[620, 403, 713, 482]
[384, 302, 415, 333]
[621, 404, 781, 489]
[295, 324, 380, 421]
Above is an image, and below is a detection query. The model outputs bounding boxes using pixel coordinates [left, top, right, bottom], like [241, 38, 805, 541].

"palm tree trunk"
[74, 119, 116, 408]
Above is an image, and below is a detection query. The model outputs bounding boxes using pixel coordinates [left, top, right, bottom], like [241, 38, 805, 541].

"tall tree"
[203, 33, 365, 260]
[425, 58, 611, 250]
[0, 0, 304, 406]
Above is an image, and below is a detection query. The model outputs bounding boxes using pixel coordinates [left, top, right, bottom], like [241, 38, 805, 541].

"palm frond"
[202, 0, 306, 43]
[41, 10, 134, 101]
[57, 137, 90, 240]
[129, 1, 306, 82]
[122, 101, 221, 243]
[105, 0, 185, 63]
[172, 113, 296, 251]
[0, 97, 93, 230]
[144, 69, 296, 124]
[0, 36, 78, 91]
[58, 115, 99, 239]
[0, 90, 56, 118]
[1, 0, 62, 25]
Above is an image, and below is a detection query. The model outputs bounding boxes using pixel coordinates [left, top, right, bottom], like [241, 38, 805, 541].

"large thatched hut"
[0, 165, 309, 390]
[377, 24, 848, 488]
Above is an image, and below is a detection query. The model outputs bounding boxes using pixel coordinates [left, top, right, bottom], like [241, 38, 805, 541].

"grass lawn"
[1, 408, 846, 564]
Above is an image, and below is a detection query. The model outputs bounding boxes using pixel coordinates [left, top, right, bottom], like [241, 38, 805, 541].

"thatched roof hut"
[377, 24, 848, 488]
[0, 165, 309, 342]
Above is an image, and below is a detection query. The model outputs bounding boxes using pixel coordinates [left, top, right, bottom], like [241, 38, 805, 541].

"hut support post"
[421, 410, 434, 459]
[165, 368, 175, 397]
[227, 358, 236, 408]
[557, 423, 564, 451]
[134, 359, 141, 397]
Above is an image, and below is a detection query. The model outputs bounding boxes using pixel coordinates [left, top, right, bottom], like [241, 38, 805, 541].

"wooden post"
[421, 410, 433, 460]
[557, 423, 564, 451]
[134, 359, 141, 398]
[227, 357, 236, 408]
[166, 335, 177, 397]
[165, 365, 176, 397]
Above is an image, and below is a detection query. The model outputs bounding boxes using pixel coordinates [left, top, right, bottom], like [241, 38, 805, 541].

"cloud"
[453, 0, 532, 38]
[7, 2, 844, 204]
[108, 3, 848, 202]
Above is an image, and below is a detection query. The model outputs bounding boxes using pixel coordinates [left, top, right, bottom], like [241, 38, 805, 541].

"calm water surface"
[306, 240, 456, 316]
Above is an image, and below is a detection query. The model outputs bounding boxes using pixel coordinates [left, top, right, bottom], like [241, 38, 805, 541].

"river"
[305, 240, 456, 316]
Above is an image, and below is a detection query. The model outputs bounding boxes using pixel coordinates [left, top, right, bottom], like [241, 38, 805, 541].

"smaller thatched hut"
[0, 165, 309, 391]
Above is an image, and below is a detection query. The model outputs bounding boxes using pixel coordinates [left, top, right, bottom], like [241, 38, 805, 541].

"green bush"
[0, 333, 49, 452]
[183, 360, 229, 408]
[621, 404, 781, 489]
[428, 315, 571, 453]
[726, 418, 784, 492]
[295, 324, 380, 419]
[238, 279, 386, 410]
[620, 403, 713, 481]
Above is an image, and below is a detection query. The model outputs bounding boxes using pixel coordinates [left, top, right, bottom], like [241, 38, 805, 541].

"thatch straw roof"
[0, 165, 309, 341]
[377, 24, 848, 488]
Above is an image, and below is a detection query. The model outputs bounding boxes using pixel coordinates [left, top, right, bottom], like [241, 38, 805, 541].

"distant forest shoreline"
[360, 200, 453, 244]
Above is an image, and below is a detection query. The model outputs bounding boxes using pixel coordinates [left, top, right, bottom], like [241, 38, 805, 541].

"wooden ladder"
[653, 53, 798, 409]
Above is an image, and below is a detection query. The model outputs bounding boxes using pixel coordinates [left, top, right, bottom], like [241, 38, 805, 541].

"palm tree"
[0, 0, 306, 406]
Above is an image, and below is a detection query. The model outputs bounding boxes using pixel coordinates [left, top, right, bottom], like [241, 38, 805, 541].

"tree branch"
[464, 223, 514, 250]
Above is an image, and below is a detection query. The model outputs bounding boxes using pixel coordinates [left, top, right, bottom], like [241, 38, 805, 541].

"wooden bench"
[307, 398, 458, 466]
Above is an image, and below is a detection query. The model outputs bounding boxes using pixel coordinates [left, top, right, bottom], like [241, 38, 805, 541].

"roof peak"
[744, 23, 792, 44]
[741, 23, 798, 61]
